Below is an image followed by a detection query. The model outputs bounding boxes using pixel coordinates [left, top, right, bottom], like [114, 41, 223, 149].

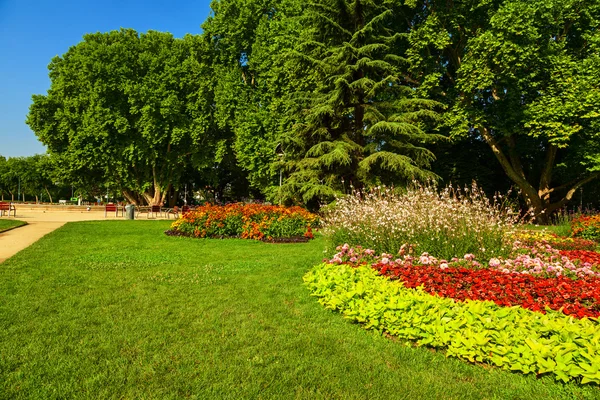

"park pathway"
[0, 209, 107, 263]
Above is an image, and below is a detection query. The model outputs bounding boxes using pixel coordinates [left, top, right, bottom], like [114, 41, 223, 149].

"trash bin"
[125, 204, 135, 220]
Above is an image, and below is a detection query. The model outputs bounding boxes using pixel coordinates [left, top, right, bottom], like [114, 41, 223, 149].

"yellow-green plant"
[304, 262, 600, 384]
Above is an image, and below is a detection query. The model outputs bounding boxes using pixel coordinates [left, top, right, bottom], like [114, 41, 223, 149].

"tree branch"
[546, 172, 600, 214]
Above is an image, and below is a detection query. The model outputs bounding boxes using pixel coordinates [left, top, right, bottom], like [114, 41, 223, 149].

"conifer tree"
[281, 0, 444, 204]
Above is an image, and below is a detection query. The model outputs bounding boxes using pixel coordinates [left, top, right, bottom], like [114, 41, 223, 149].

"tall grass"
[323, 183, 520, 261]
[550, 208, 573, 237]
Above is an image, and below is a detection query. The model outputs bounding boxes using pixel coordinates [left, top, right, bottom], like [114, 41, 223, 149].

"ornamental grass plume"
[323, 183, 520, 261]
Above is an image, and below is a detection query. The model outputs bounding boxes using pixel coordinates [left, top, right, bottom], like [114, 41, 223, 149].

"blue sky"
[0, 0, 213, 158]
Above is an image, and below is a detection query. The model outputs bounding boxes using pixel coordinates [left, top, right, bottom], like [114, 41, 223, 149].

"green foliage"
[282, 0, 445, 203]
[406, 0, 600, 221]
[27, 30, 230, 205]
[203, 0, 308, 199]
[304, 262, 600, 384]
[0, 154, 59, 202]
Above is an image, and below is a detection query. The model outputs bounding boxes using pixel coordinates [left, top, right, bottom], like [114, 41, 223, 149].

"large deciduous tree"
[202, 0, 305, 199]
[407, 0, 600, 223]
[27, 29, 218, 205]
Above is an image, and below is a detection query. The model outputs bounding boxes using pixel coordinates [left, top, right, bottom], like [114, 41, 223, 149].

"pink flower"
[488, 258, 501, 268]
[381, 257, 390, 265]
[398, 244, 407, 255]
[464, 253, 475, 261]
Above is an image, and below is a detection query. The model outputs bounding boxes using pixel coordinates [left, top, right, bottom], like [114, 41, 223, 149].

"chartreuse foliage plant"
[168, 203, 318, 240]
[304, 262, 600, 384]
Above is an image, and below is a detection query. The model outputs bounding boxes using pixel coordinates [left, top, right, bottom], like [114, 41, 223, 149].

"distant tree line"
[23, 0, 600, 222]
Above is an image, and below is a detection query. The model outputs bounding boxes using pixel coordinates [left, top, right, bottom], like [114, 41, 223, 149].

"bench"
[104, 203, 122, 217]
[148, 205, 162, 219]
[0, 202, 16, 217]
[165, 206, 180, 219]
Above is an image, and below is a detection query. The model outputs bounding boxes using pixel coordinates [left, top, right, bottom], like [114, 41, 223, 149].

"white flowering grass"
[323, 183, 520, 261]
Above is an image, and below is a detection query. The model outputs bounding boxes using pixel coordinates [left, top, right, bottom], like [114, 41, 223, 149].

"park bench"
[0, 202, 16, 217]
[148, 205, 162, 219]
[104, 203, 122, 217]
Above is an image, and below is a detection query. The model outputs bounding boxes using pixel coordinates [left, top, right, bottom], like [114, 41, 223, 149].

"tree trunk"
[122, 190, 141, 205]
[478, 126, 599, 224]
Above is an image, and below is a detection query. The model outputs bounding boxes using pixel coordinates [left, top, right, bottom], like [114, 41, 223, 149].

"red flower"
[371, 263, 600, 319]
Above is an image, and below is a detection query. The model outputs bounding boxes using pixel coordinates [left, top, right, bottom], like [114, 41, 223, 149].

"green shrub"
[304, 262, 600, 384]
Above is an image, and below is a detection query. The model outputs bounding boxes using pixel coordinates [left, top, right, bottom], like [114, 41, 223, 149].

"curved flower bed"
[167, 203, 318, 240]
[304, 263, 600, 384]
[560, 250, 600, 266]
[513, 231, 598, 251]
[373, 263, 600, 318]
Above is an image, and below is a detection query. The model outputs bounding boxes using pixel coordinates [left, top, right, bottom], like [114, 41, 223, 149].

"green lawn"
[0, 219, 26, 233]
[0, 221, 598, 399]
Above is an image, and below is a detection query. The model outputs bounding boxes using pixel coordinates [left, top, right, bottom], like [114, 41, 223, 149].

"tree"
[280, 0, 444, 204]
[0, 155, 59, 203]
[0, 156, 8, 201]
[201, 0, 305, 199]
[28, 29, 221, 205]
[407, 0, 600, 223]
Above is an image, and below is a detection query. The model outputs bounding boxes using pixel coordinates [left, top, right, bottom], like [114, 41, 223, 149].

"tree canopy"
[23, 0, 600, 216]
[28, 29, 232, 205]
[406, 0, 600, 222]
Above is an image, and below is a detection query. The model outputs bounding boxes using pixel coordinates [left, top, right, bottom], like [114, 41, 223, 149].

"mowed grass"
[0, 219, 26, 233]
[0, 221, 598, 399]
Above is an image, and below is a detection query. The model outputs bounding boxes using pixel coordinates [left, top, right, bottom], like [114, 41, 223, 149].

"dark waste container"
[125, 204, 135, 220]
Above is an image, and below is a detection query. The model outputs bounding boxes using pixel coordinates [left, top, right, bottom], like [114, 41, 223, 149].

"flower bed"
[167, 203, 318, 241]
[323, 184, 518, 261]
[304, 263, 600, 384]
[327, 243, 600, 318]
[571, 215, 600, 241]
[373, 263, 600, 318]
[513, 230, 598, 251]
[560, 250, 600, 266]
